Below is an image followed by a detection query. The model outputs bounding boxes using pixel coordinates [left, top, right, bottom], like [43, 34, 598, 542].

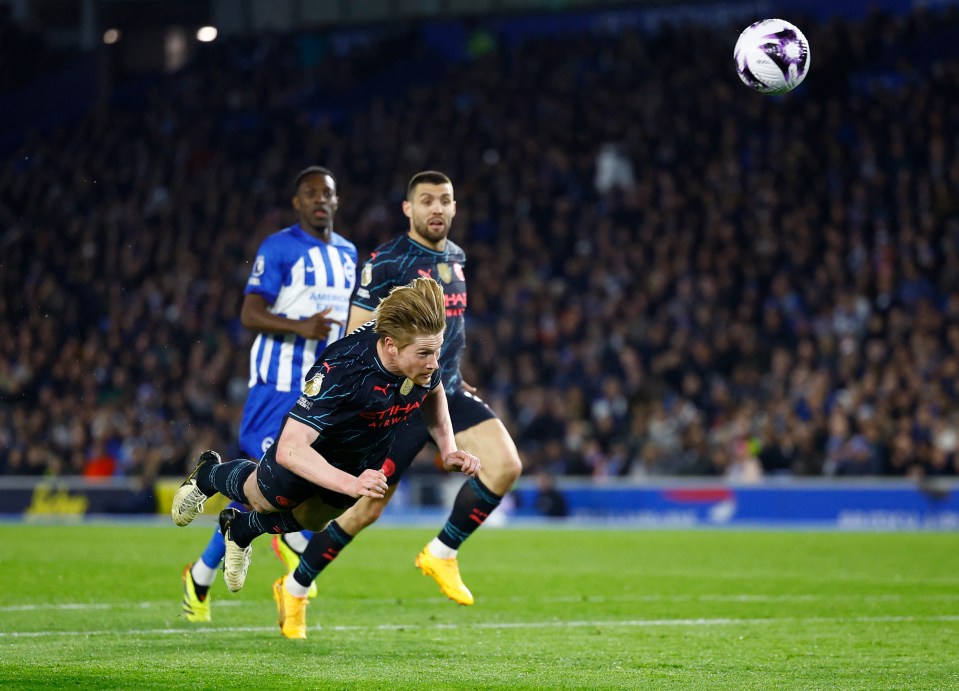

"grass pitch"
[1, 521, 957, 689]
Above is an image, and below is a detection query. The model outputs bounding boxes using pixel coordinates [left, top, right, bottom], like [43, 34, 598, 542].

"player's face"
[293, 173, 338, 234]
[393, 332, 444, 386]
[403, 182, 456, 248]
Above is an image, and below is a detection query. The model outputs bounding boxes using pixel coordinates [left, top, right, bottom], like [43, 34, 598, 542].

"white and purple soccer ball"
[734, 18, 811, 95]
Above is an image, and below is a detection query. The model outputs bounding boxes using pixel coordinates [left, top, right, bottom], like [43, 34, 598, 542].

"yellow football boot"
[271, 535, 317, 599]
[273, 577, 309, 639]
[181, 564, 211, 623]
[415, 546, 474, 606]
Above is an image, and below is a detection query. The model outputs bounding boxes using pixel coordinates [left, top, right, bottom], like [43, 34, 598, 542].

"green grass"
[1, 522, 958, 689]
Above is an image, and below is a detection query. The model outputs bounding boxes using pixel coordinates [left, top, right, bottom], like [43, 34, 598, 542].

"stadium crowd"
[1, 6, 958, 483]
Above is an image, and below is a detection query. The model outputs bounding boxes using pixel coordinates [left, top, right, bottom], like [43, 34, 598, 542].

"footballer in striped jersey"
[180, 166, 356, 622]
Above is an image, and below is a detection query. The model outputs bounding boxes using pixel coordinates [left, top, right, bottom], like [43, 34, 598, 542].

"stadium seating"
[1, 5, 957, 483]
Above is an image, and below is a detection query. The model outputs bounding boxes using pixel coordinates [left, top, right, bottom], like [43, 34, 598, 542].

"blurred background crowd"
[1, 2, 958, 483]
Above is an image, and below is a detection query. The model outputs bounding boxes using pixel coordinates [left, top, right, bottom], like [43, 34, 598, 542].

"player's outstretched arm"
[276, 418, 388, 498]
[421, 384, 480, 477]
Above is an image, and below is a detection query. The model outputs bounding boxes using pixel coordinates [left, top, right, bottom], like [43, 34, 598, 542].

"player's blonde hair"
[373, 277, 446, 348]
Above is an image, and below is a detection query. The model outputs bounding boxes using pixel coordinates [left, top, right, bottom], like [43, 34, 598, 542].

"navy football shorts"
[384, 389, 497, 486]
[255, 450, 361, 512]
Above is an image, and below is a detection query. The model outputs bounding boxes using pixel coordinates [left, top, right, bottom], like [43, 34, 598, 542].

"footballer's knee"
[336, 490, 394, 534]
[480, 451, 522, 495]
[459, 419, 523, 493]
[498, 445, 524, 482]
[351, 499, 387, 527]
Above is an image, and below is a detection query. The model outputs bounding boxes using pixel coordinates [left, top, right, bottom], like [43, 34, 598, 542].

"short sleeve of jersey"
[287, 364, 356, 434]
[331, 233, 359, 281]
[244, 235, 286, 303]
[352, 250, 398, 311]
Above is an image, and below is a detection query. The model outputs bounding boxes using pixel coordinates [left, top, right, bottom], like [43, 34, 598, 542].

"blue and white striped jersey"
[245, 223, 357, 394]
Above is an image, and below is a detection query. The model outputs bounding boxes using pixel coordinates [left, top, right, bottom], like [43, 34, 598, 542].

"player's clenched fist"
[352, 469, 389, 498]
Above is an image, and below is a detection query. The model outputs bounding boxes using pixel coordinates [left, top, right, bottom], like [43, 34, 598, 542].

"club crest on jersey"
[342, 254, 356, 282]
[303, 372, 325, 396]
[437, 263, 452, 284]
[361, 262, 373, 287]
[453, 263, 465, 281]
[252, 255, 266, 277]
[400, 378, 414, 396]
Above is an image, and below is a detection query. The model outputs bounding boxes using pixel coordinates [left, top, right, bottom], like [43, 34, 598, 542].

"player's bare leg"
[456, 418, 523, 496]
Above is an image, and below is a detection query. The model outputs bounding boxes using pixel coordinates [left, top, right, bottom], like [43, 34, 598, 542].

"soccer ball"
[734, 19, 811, 95]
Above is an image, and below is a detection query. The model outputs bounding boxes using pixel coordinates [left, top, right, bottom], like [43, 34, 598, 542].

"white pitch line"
[0, 601, 246, 613]
[2, 615, 959, 639]
[4, 592, 959, 613]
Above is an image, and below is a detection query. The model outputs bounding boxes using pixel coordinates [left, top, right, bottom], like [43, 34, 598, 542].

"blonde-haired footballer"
[270, 170, 523, 635]
[171, 276, 480, 638]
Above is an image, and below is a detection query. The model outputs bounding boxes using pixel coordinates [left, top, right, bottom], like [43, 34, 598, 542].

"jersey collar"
[292, 223, 332, 246]
[405, 235, 447, 257]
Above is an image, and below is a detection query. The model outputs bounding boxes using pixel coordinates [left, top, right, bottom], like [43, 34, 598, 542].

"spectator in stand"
[533, 472, 568, 518]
